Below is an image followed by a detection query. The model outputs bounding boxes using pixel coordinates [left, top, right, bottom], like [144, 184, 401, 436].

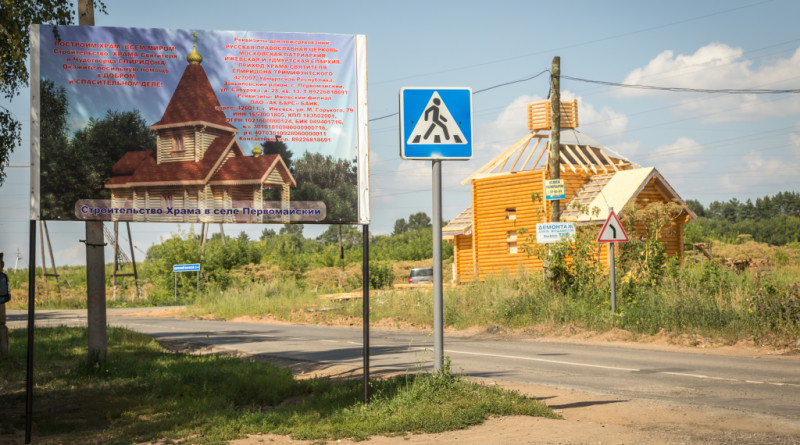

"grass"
[0, 327, 557, 444]
[190, 243, 800, 348]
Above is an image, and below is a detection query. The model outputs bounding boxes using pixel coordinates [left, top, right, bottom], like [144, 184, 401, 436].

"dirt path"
[226, 378, 800, 444]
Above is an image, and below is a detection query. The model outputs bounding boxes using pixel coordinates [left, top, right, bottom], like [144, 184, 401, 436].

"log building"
[443, 100, 696, 282]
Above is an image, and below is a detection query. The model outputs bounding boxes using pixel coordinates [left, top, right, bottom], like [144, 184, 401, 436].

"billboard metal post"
[362, 224, 370, 403]
[25, 220, 36, 444]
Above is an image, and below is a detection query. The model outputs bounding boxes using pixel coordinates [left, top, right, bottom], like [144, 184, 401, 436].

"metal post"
[174, 272, 177, 303]
[432, 160, 443, 372]
[610, 242, 616, 313]
[609, 207, 616, 313]
[362, 224, 370, 403]
[25, 220, 37, 444]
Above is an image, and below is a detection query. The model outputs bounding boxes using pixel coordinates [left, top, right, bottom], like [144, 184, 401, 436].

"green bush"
[368, 261, 394, 289]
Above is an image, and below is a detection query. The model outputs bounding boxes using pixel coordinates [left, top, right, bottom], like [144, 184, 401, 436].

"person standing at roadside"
[0, 253, 9, 358]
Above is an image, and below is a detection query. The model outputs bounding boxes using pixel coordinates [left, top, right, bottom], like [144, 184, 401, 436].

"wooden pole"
[38, 221, 47, 296]
[79, 0, 107, 365]
[112, 221, 119, 300]
[338, 224, 344, 259]
[43, 221, 58, 282]
[549, 56, 561, 222]
[127, 222, 141, 300]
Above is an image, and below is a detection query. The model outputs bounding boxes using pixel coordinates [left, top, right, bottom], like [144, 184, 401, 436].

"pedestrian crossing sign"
[400, 87, 473, 160]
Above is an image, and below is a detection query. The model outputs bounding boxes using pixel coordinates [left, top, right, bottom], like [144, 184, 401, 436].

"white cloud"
[620, 43, 800, 122]
[644, 137, 704, 179]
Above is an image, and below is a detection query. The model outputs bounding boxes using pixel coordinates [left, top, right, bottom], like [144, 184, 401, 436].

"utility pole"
[549, 56, 561, 222]
[79, 0, 107, 365]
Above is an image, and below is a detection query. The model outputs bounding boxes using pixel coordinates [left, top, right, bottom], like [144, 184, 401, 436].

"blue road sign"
[400, 87, 473, 160]
[173, 263, 200, 272]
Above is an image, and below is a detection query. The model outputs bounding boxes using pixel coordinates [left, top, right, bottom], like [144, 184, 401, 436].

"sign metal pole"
[610, 241, 616, 312]
[609, 206, 616, 312]
[432, 160, 443, 372]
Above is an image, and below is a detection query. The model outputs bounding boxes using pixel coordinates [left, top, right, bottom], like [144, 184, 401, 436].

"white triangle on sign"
[407, 91, 468, 145]
[597, 210, 629, 242]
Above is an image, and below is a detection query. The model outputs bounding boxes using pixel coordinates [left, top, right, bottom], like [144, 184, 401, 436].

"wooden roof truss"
[462, 129, 634, 185]
[442, 206, 474, 239]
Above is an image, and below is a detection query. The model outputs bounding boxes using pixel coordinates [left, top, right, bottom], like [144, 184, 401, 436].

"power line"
[561, 75, 800, 94]
[368, 70, 550, 123]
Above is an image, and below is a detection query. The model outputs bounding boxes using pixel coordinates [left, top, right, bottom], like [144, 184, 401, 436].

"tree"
[279, 223, 304, 236]
[0, 0, 105, 186]
[39, 80, 76, 219]
[41, 108, 155, 219]
[393, 211, 431, 235]
[685, 199, 705, 218]
[291, 152, 358, 224]
[260, 137, 294, 173]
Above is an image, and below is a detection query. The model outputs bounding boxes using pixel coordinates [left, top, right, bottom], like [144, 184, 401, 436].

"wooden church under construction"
[443, 99, 696, 282]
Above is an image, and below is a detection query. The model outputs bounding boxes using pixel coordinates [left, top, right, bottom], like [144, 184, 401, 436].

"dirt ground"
[136, 309, 800, 445]
[216, 358, 800, 445]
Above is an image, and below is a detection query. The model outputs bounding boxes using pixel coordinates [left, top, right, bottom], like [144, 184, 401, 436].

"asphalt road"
[6, 308, 800, 422]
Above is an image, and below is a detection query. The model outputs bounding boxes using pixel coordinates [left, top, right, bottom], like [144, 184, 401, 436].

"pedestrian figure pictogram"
[407, 91, 467, 145]
[423, 98, 450, 142]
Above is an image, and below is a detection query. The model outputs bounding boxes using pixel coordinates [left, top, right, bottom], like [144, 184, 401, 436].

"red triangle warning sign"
[597, 210, 629, 243]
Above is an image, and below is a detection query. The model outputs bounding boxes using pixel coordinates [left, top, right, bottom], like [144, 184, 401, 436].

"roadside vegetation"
[0, 327, 556, 444]
[5, 192, 800, 348]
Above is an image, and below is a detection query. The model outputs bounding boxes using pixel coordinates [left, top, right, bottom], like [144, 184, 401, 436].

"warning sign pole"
[609, 233, 617, 312]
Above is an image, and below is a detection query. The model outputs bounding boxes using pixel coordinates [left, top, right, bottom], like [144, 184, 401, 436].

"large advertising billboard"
[30, 25, 369, 224]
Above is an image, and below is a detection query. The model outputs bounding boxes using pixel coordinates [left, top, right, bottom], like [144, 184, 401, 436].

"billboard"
[30, 25, 370, 224]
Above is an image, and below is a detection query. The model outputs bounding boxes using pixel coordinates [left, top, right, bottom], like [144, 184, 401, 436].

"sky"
[2, 0, 800, 268]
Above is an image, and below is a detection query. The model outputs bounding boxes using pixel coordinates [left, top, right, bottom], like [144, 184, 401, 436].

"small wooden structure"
[105, 34, 295, 223]
[444, 100, 696, 282]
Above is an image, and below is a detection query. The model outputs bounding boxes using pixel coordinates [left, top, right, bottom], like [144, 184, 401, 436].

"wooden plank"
[560, 148, 577, 173]
[564, 145, 589, 174]
[462, 132, 536, 185]
[509, 135, 533, 171]
[519, 138, 542, 171]
[597, 147, 619, 172]
[573, 145, 597, 174]
[585, 146, 608, 173]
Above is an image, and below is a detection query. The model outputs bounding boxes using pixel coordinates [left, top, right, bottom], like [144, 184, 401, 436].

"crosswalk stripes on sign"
[399, 87, 472, 160]
[406, 91, 467, 145]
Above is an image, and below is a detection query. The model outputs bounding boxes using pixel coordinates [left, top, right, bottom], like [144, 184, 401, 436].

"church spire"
[187, 32, 203, 65]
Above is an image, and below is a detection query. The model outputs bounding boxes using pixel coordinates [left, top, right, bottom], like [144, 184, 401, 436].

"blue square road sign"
[400, 87, 473, 160]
